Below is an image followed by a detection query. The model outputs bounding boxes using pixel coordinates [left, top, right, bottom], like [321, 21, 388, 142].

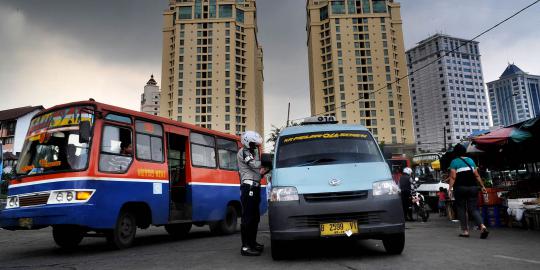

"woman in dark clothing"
[448, 144, 489, 239]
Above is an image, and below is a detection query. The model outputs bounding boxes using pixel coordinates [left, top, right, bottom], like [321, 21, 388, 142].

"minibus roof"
[280, 124, 369, 137]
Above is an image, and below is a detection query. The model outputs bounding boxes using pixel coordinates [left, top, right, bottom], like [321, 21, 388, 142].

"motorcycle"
[411, 181, 429, 222]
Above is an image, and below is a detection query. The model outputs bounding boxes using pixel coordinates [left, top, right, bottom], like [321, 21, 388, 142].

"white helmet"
[241, 131, 262, 148]
[403, 167, 412, 175]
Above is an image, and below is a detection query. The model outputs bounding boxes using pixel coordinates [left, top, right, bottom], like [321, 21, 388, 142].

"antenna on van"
[286, 102, 291, 127]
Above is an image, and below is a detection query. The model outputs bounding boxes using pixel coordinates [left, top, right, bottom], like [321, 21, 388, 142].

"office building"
[306, 0, 414, 145]
[160, 0, 264, 136]
[407, 34, 490, 152]
[487, 64, 540, 126]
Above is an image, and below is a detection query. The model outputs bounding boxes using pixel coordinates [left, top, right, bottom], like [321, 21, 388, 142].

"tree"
[266, 125, 282, 153]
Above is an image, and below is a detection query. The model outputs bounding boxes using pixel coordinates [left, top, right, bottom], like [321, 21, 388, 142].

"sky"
[1, 0, 540, 139]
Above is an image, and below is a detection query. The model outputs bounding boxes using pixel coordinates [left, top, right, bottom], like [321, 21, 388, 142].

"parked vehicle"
[411, 181, 429, 222]
[412, 153, 448, 211]
[267, 116, 404, 260]
[0, 100, 267, 249]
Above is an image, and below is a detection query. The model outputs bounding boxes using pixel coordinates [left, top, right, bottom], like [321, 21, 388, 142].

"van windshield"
[276, 131, 383, 168]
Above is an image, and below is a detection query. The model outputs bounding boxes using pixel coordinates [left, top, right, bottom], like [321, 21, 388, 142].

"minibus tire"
[271, 239, 290, 260]
[107, 210, 137, 249]
[209, 205, 238, 235]
[382, 232, 405, 254]
[165, 223, 192, 238]
[52, 225, 84, 249]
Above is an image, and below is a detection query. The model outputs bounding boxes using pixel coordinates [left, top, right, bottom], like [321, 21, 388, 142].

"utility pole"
[443, 127, 447, 151]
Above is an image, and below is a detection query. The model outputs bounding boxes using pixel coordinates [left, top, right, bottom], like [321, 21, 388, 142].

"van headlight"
[271, 187, 299, 202]
[47, 190, 95, 204]
[6, 196, 19, 209]
[373, 180, 400, 196]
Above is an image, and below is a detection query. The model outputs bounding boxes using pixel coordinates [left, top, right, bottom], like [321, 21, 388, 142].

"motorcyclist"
[237, 131, 267, 256]
[399, 167, 413, 221]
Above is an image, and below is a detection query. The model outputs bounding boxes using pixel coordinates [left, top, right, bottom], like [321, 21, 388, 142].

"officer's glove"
[244, 153, 254, 163]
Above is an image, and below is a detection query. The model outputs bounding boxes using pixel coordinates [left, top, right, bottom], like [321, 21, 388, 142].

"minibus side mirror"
[261, 153, 274, 169]
[79, 121, 91, 143]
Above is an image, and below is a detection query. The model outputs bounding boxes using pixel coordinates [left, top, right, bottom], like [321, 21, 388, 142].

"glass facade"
[362, 0, 371, 13]
[236, 9, 244, 23]
[347, 0, 356, 14]
[209, 0, 217, 18]
[320, 6, 328, 20]
[372, 0, 387, 13]
[219, 4, 233, 18]
[179, 6, 192, 20]
[331, 0, 346, 14]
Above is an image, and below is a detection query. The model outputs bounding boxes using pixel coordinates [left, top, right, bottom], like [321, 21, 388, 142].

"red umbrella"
[472, 127, 531, 146]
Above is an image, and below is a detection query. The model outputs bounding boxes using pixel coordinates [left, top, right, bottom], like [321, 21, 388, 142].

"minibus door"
[166, 129, 191, 221]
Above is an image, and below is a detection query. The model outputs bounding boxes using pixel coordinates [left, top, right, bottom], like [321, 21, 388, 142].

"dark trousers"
[454, 186, 484, 231]
[401, 191, 412, 220]
[240, 184, 261, 248]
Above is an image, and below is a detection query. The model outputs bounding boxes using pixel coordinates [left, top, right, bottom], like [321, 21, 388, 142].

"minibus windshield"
[16, 106, 94, 176]
[276, 131, 383, 168]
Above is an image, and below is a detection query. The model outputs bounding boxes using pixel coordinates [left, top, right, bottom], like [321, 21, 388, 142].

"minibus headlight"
[271, 187, 299, 202]
[373, 180, 400, 196]
[48, 190, 95, 204]
[6, 196, 19, 209]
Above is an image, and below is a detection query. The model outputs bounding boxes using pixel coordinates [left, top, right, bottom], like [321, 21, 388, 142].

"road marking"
[494, 255, 540, 265]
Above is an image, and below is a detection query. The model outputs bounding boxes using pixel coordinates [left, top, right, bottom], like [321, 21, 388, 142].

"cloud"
[0, 3, 157, 112]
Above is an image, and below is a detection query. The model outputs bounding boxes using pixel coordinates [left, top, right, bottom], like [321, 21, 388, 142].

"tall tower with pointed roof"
[487, 64, 540, 126]
[141, 74, 161, 116]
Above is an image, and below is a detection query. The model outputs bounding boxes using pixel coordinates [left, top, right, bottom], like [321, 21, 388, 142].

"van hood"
[417, 182, 449, 192]
[271, 162, 391, 194]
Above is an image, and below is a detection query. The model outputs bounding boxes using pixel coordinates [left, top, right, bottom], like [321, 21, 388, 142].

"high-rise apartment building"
[160, 0, 264, 136]
[406, 34, 490, 152]
[141, 75, 161, 116]
[306, 0, 414, 145]
[487, 64, 540, 127]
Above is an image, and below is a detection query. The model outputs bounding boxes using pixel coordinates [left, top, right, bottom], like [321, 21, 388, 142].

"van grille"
[289, 212, 382, 228]
[19, 192, 50, 207]
[303, 190, 368, 202]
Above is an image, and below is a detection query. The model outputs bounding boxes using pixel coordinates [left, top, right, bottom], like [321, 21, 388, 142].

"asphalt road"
[1, 215, 540, 270]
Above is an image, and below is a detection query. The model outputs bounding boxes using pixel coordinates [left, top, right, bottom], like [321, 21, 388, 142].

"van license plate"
[18, 218, 33, 229]
[320, 221, 358, 237]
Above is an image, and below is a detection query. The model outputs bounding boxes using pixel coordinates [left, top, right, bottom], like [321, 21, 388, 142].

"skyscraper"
[306, 0, 414, 145]
[406, 34, 490, 152]
[488, 64, 540, 126]
[160, 0, 264, 136]
[140, 75, 161, 116]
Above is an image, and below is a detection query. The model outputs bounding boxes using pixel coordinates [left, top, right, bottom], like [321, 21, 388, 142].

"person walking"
[448, 144, 489, 239]
[237, 131, 266, 256]
[399, 167, 413, 221]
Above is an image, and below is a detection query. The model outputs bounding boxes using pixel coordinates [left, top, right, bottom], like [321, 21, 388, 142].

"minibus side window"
[217, 138, 238, 171]
[135, 120, 164, 163]
[190, 133, 217, 168]
[99, 125, 133, 173]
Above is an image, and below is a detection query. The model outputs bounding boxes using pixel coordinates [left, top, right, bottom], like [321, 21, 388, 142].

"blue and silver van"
[268, 117, 404, 259]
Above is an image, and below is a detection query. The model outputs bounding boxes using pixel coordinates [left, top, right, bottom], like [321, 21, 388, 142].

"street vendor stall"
[469, 116, 540, 229]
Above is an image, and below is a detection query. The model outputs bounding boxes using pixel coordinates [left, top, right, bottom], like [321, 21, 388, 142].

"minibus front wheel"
[106, 210, 137, 249]
[52, 225, 84, 249]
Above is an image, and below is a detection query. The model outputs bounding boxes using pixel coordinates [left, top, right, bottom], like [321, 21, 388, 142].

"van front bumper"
[269, 192, 404, 241]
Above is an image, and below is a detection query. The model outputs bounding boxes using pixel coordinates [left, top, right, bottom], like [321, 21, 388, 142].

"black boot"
[241, 246, 261, 256]
[253, 242, 264, 252]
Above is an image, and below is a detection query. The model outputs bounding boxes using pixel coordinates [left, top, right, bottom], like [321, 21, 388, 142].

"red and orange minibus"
[1, 100, 267, 248]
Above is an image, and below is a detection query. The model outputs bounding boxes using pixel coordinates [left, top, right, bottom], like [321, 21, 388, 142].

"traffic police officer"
[238, 131, 266, 256]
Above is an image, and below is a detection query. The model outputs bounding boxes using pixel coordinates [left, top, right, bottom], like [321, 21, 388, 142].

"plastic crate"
[481, 205, 507, 228]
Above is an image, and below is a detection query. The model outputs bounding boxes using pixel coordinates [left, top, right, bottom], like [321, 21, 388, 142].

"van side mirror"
[261, 153, 274, 169]
[79, 121, 91, 143]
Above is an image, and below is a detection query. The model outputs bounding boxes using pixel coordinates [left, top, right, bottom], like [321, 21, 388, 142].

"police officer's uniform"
[237, 146, 263, 256]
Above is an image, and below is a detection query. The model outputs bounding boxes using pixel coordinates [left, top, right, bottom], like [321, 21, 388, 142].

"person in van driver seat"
[237, 131, 267, 256]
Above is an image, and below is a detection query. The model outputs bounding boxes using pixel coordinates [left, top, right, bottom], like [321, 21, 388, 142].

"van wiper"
[299, 158, 336, 167]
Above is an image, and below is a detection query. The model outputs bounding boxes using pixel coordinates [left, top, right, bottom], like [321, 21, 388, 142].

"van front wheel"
[382, 232, 405, 254]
